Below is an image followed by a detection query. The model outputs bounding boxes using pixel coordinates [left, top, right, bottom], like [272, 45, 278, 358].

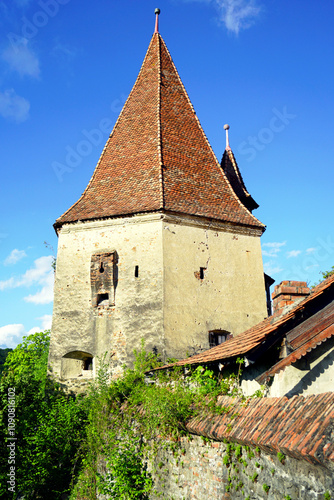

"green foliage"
[277, 451, 286, 463]
[262, 483, 270, 493]
[251, 472, 258, 483]
[0, 335, 252, 499]
[284, 496, 292, 500]
[71, 347, 246, 498]
[0, 330, 87, 499]
[312, 265, 334, 287]
[235, 444, 242, 459]
[0, 348, 12, 377]
[324, 491, 331, 500]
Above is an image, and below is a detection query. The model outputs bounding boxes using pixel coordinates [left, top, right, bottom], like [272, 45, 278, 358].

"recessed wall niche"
[90, 250, 118, 307]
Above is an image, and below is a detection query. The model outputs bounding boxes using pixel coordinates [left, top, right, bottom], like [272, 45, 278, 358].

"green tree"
[0, 348, 12, 377]
[0, 330, 87, 499]
[313, 265, 334, 287]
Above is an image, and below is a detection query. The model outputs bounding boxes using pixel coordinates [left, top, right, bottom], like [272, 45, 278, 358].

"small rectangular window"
[97, 293, 109, 306]
[209, 330, 232, 348]
[135, 265, 139, 278]
[200, 267, 205, 280]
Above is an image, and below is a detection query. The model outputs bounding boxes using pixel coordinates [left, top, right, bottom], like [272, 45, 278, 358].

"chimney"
[272, 281, 310, 315]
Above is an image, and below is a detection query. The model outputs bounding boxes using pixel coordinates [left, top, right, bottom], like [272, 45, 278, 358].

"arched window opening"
[61, 351, 94, 379]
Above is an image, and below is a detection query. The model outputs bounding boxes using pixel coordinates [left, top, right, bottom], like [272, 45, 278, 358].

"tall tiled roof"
[153, 273, 334, 370]
[55, 33, 264, 231]
[221, 149, 259, 212]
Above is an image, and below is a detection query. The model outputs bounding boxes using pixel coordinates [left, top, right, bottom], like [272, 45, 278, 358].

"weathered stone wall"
[49, 212, 267, 383]
[162, 213, 267, 359]
[147, 393, 334, 499]
[95, 394, 334, 499]
[148, 435, 333, 500]
[49, 213, 165, 381]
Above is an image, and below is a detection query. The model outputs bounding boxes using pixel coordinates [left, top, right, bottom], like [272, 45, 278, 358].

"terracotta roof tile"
[185, 393, 334, 467]
[55, 34, 264, 231]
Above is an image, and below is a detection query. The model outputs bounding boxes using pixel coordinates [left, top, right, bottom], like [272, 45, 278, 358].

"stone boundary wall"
[149, 435, 333, 499]
[147, 393, 334, 499]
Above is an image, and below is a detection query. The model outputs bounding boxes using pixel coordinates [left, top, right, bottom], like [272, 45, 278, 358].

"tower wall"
[162, 215, 267, 358]
[49, 213, 267, 384]
[48, 214, 164, 382]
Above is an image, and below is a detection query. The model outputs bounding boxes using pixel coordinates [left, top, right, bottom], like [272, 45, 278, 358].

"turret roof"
[221, 148, 259, 212]
[55, 32, 264, 231]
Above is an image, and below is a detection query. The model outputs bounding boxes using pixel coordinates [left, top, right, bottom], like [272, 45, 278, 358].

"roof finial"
[224, 124, 231, 151]
[154, 8, 160, 34]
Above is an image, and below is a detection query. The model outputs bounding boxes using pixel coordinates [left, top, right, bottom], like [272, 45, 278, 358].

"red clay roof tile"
[55, 34, 264, 231]
[185, 393, 334, 467]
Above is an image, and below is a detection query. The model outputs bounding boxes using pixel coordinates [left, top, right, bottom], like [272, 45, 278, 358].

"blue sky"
[0, 0, 333, 348]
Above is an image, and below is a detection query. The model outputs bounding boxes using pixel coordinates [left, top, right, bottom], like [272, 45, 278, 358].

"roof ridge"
[157, 34, 164, 209]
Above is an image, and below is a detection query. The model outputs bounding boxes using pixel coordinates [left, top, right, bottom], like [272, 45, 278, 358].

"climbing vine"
[70, 345, 245, 499]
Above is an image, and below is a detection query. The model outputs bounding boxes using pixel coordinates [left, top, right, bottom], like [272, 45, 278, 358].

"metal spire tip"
[224, 124, 231, 151]
[154, 8, 160, 33]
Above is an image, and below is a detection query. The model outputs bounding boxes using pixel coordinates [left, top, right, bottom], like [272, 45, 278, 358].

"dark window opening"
[135, 265, 139, 278]
[83, 357, 93, 370]
[97, 293, 109, 306]
[209, 330, 232, 348]
[200, 267, 205, 280]
[99, 262, 105, 273]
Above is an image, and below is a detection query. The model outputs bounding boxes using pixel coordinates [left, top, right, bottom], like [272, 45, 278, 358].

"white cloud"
[18, 256, 53, 287]
[38, 314, 52, 330]
[4, 248, 27, 265]
[0, 88, 30, 122]
[0, 255, 54, 304]
[0, 277, 15, 291]
[263, 261, 283, 276]
[2, 38, 40, 78]
[24, 271, 54, 304]
[262, 241, 286, 258]
[306, 247, 317, 254]
[0, 324, 25, 348]
[215, 0, 262, 34]
[286, 250, 302, 259]
[0, 319, 50, 348]
[182, 0, 262, 34]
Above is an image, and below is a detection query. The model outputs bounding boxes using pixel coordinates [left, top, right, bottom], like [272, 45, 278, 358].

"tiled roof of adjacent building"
[153, 273, 334, 370]
[55, 33, 264, 231]
[186, 393, 334, 468]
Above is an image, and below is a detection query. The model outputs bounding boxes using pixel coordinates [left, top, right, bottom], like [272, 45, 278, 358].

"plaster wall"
[162, 215, 267, 358]
[49, 212, 268, 382]
[241, 337, 334, 397]
[49, 214, 164, 380]
[269, 337, 334, 397]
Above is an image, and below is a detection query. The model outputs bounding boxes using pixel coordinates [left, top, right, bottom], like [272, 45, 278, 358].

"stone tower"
[48, 15, 268, 385]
